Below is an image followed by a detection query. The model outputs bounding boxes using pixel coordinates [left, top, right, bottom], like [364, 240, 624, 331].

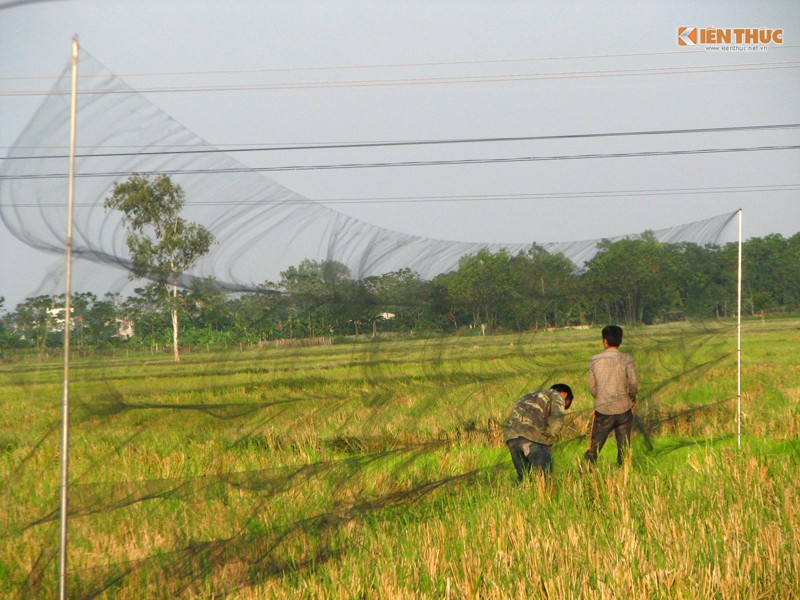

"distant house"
[113, 318, 134, 339]
[47, 307, 73, 332]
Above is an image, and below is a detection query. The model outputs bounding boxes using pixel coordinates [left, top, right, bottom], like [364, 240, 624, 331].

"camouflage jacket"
[503, 388, 566, 446]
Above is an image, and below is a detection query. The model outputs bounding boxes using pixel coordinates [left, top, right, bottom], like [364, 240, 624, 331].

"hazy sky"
[1, 1, 799, 309]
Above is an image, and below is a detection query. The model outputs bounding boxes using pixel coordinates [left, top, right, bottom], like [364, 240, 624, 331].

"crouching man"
[503, 383, 574, 481]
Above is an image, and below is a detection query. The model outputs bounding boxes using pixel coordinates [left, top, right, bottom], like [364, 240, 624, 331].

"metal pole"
[59, 36, 79, 600]
[736, 208, 742, 449]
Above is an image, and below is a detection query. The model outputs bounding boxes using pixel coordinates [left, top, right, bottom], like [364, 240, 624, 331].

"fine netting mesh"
[4, 325, 741, 597]
[0, 51, 744, 597]
[0, 50, 739, 297]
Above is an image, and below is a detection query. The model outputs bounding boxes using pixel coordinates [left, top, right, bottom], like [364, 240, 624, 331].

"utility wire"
[5, 184, 798, 208]
[3, 44, 799, 82]
[0, 48, 709, 80]
[2, 60, 799, 97]
[4, 124, 799, 161]
[3, 145, 798, 181]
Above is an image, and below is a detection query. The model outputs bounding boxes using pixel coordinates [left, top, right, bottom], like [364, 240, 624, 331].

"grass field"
[1, 319, 798, 598]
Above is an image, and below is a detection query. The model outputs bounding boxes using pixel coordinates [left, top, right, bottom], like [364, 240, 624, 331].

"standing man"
[584, 325, 638, 466]
[503, 383, 574, 481]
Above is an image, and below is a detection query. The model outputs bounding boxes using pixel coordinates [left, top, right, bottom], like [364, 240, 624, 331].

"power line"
[4, 124, 799, 161]
[6, 145, 800, 180]
[7, 146, 800, 179]
[2, 60, 799, 97]
[0, 49, 704, 81]
[5, 184, 798, 208]
[310, 184, 800, 205]
[10, 45, 800, 82]
[2, 145, 798, 181]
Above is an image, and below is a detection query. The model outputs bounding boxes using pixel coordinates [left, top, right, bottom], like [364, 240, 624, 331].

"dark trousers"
[584, 409, 634, 466]
[507, 437, 552, 482]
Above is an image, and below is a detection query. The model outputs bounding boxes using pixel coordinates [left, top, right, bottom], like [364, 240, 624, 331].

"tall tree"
[448, 249, 513, 331]
[784, 233, 800, 311]
[364, 268, 429, 331]
[280, 259, 352, 336]
[12, 295, 55, 350]
[743, 234, 798, 311]
[665, 243, 731, 319]
[0, 296, 20, 350]
[582, 234, 677, 324]
[228, 283, 285, 344]
[104, 174, 214, 361]
[510, 245, 576, 330]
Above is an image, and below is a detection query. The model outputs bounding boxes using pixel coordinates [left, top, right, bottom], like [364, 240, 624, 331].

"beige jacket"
[589, 348, 638, 415]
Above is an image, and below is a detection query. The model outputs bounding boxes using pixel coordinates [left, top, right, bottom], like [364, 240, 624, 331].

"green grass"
[0, 318, 798, 598]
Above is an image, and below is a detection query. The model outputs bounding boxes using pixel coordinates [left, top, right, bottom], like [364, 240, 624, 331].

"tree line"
[2, 231, 798, 352]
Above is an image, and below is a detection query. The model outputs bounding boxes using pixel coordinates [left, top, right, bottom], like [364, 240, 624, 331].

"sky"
[1, 0, 799, 310]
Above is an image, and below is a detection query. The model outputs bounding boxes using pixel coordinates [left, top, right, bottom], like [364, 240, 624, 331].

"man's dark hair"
[551, 383, 573, 402]
[602, 325, 623, 347]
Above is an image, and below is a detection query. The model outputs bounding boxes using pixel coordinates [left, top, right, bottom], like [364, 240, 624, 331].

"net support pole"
[736, 208, 742, 450]
[59, 36, 79, 600]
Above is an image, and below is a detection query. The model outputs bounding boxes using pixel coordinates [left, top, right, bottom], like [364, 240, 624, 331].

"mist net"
[0, 50, 744, 597]
[0, 51, 739, 297]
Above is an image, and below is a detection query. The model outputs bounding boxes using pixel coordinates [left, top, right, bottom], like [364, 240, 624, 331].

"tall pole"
[736, 208, 742, 449]
[59, 36, 79, 600]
